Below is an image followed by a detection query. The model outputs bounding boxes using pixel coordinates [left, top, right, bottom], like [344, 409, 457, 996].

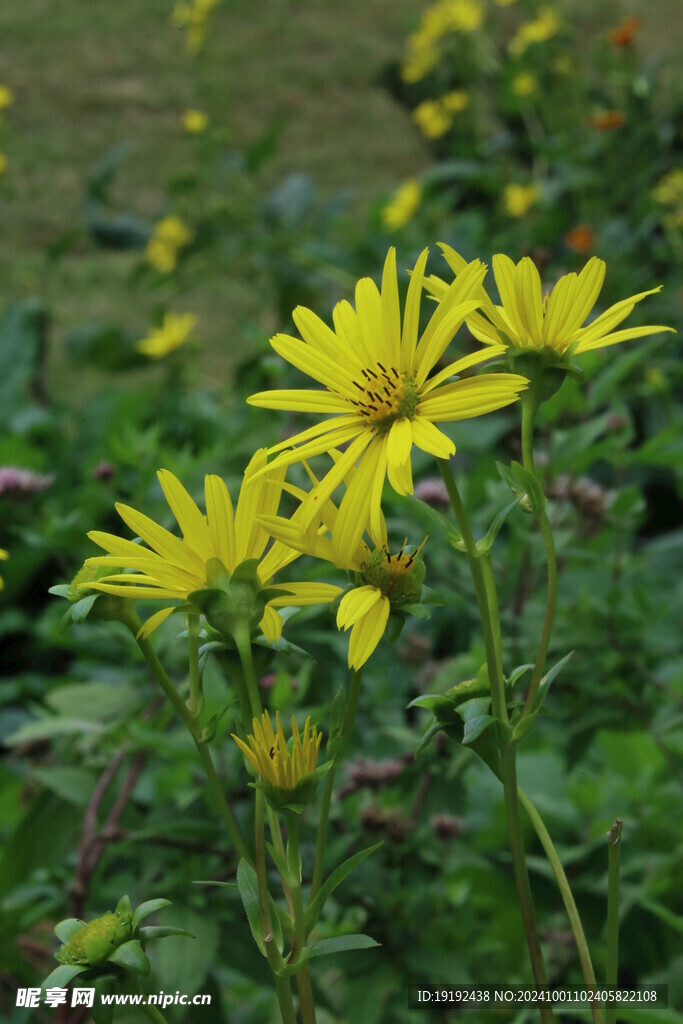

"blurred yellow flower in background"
[382, 180, 422, 231]
[182, 109, 208, 133]
[0, 153, 7, 176]
[412, 91, 469, 138]
[136, 312, 198, 359]
[509, 7, 560, 56]
[512, 72, 537, 97]
[0, 85, 13, 110]
[401, 0, 483, 82]
[503, 183, 539, 217]
[0, 547, 8, 591]
[172, 0, 219, 56]
[653, 168, 683, 231]
[145, 215, 193, 273]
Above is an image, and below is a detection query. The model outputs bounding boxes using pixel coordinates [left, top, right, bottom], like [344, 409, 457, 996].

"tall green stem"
[518, 787, 602, 1024]
[129, 621, 252, 865]
[605, 819, 622, 1024]
[234, 626, 263, 718]
[285, 815, 317, 1024]
[309, 669, 362, 902]
[520, 395, 558, 719]
[186, 611, 204, 717]
[438, 460, 552, 1021]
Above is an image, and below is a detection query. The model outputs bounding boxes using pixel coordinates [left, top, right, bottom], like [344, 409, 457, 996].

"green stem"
[481, 553, 503, 673]
[131, 623, 252, 865]
[605, 819, 622, 1024]
[186, 612, 204, 717]
[309, 669, 362, 903]
[518, 787, 602, 1024]
[140, 1000, 170, 1024]
[519, 395, 558, 719]
[438, 460, 552, 1021]
[285, 816, 317, 1024]
[234, 625, 263, 718]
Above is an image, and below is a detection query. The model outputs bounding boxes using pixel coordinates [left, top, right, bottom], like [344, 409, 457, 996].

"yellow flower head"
[382, 180, 422, 231]
[401, 0, 482, 81]
[653, 168, 683, 231]
[503, 183, 539, 217]
[426, 243, 674, 359]
[512, 72, 537, 97]
[146, 216, 193, 273]
[258, 468, 427, 668]
[0, 547, 8, 591]
[233, 711, 322, 793]
[412, 92, 469, 139]
[509, 7, 560, 56]
[401, 38, 439, 84]
[182, 109, 208, 133]
[82, 451, 341, 640]
[136, 312, 197, 359]
[248, 247, 527, 558]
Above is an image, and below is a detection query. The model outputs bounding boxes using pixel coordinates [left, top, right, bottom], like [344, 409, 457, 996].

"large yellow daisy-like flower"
[82, 450, 341, 640]
[258, 469, 426, 669]
[427, 243, 674, 357]
[248, 247, 527, 555]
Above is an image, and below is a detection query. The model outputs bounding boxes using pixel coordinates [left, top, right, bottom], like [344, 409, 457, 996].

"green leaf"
[192, 880, 238, 889]
[287, 933, 379, 974]
[236, 859, 265, 955]
[4, 717, 105, 746]
[41, 964, 86, 990]
[46, 682, 141, 722]
[462, 714, 496, 745]
[32, 767, 96, 807]
[507, 664, 534, 689]
[54, 918, 85, 943]
[533, 651, 574, 711]
[306, 843, 383, 932]
[496, 460, 546, 513]
[266, 842, 294, 886]
[477, 496, 522, 554]
[107, 939, 150, 976]
[138, 925, 196, 942]
[132, 898, 172, 932]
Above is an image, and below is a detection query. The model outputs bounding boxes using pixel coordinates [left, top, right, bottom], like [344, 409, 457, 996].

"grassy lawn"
[0, 0, 678, 395]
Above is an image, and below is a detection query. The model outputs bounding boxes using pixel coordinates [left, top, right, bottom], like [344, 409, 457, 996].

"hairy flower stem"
[309, 669, 362, 903]
[286, 815, 317, 1024]
[605, 820, 623, 1024]
[129, 619, 252, 865]
[438, 460, 552, 1021]
[518, 788, 602, 1024]
[519, 394, 558, 719]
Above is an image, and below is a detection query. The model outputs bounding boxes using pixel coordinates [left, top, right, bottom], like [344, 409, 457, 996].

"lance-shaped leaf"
[305, 843, 383, 933]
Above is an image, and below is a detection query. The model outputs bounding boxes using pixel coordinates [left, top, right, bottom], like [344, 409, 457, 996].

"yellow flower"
[182, 109, 208, 133]
[439, 0, 484, 32]
[259, 470, 426, 668]
[172, 0, 219, 55]
[653, 168, 683, 231]
[412, 93, 468, 138]
[0, 85, 13, 110]
[247, 247, 527, 557]
[82, 452, 341, 640]
[145, 215, 193, 273]
[382, 180, 422, 231]
[401, 0, 483, 81]
[426, 243, 674, 357]
[0, 152, 7, 176]
[442, 89, 470, 113]
[401, 39, 439, 84]
[509, 7, 560, 56]
[0, 547, 8, 591]
[233, 711, 322, 792]
[512, 72, 537, 97]
[136, 312, 197, 359]
[503, 183, 539, 217]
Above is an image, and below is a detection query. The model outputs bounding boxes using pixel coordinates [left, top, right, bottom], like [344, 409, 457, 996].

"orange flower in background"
[587, 110, 625, 132]
[609, 16, 641, 48]
[564, 225, 595, 253]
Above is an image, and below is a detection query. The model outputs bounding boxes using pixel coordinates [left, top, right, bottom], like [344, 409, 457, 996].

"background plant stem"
[605, 819, 623, 1024]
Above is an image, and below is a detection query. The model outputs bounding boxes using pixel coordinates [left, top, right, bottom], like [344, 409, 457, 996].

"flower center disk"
[350, 365, 419, 431]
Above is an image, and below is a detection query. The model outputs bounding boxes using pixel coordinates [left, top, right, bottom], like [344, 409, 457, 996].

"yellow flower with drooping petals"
[653, 168, 683, 231]
[82, 451, 341, 640]
[0, 547, 8, 590]
[426, 243, 674, 357]
[145, 215, 193, 274]
[182, 109, 208, 134]
[509, 7, 560, 56]
[136, 312, 197, 359]
[512, 72, 537, 97]
[382, 180, 422, 231]
[233, 711, 322, 792]
[503, 183, 539, 217]
[258, 470, 426, 669]
[247, 247, 527, 558]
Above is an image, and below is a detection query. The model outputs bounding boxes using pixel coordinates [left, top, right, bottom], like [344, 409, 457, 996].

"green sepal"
[131, 898, 170, 932]
[305, 842, 382, 935]
[54, 918, 85, 944]
[256, 760, 333, 814]
[237, 859, 265, 956]
[496, 460, 546, 514]
[506, 346, 582, 404]
[41, 964, 86, 991]
[138, 925, 196, 942]
[189, 557, 291, 640]
[107, 939, 150, 976]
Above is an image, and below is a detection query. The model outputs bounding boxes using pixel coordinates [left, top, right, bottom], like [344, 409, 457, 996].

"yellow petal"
[114, 503, 205, 576]
[420, 344, 506, 396]
[300, 431, 374, 531]
[259, 603, 283, 642]
[492, 254, 527, 344]
[574, 323, 675, 353]
[387, 417, 413, 467]
[332, 440, 385, 565]
[514, 258, 544, 345]
[411, 416, 456, 458]
[355, 276, 386, 364]
[347, 596, 391, 668]
[137, 607, 175, 639]
[419, 374, 527, 421]
[386, 447, 413, 495]
[293, 306, 361, 367]
[268, 582, 342, 606]
[414, 298, 481, 387]
[542, 273, 578, 346]
[269, 333, 354, 394]
[205, 474, 236, 571]
[556, 257, 606, 341]
[380, 247, 401, 366]
[337, 585, 382, 630]
[157, 470, 212, 561]
[573, 287, 662, 348]
[400, 247, 429, 372]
